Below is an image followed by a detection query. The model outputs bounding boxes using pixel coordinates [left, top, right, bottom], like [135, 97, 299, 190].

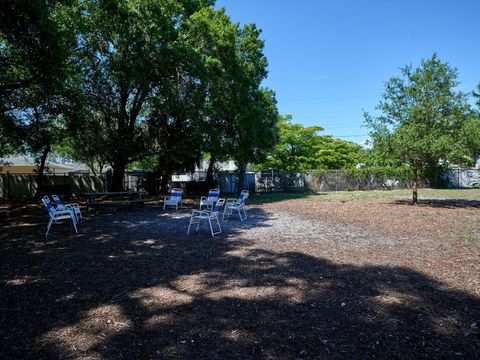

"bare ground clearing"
[1, 192, 479, 359]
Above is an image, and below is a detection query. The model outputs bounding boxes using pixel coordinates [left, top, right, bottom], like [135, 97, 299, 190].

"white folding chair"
[223, 190, 249, 221]
[163, 188, 183, 210]
[199, 188, 220, 210]
[42, 196, 78, 238]
[52, 194, 82, 221]
[187, 198, 225, 237]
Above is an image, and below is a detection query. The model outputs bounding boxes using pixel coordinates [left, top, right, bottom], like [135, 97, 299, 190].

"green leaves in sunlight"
[257, 115, 366, 171]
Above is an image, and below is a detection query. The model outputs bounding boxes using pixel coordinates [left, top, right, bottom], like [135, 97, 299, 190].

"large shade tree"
[71, 0, 214, 191]
[365, 54, 473, 204]
[146, 7, 279, 192]
[179, 7, 239, 185]
[2, 0, 279, 194]
[227, 24, 279, 189]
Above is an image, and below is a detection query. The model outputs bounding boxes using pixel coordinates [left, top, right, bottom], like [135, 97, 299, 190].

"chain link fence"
[255, 169, 412, 193]
[2, 167, 478, 201]
[443, 167, 480, 188]
[255, 167, 480, 193]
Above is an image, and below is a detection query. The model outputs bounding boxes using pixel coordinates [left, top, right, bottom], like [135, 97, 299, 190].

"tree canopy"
[365, 54, 474, 203]
[1, 0, 279, 193]
[257, 115, 365, 171]
[0, 0, 79, 194]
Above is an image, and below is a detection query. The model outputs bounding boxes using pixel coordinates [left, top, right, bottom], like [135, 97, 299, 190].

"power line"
[334, 134, 369, 138]
[278, 94, 380, 102]
[295, 121, 368, 127]
[322, 125, 367, 130]
[293, 115, 363, 119]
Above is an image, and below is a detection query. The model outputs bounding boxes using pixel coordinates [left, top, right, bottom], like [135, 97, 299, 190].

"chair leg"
[71, 216, 78, 234]
[208, 218, 214, 237]
[240, 207, 247, 221]
[223, 207, 231, 220]
[216, 217, 222, 235]
[196, 218, 201, 231]
[187, 215, 193, 234]
[46, 218, 54, 238]
[237, 208, 246, 221]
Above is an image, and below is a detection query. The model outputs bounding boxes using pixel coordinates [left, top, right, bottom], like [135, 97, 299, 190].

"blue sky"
[216, 0, 480, 144]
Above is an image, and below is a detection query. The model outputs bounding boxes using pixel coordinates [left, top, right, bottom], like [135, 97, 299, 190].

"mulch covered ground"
[1, 197, 479, 359]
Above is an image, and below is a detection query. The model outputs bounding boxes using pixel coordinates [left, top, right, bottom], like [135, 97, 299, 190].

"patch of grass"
[458, 223, 479, 229]
[416, 188, 480, 200]
[314, 188, 480, 202]
[250, 188, 480, 205]
[249, 192, 315, 204]
[440, 231, 478, 244]
[313, 189, 412, 202]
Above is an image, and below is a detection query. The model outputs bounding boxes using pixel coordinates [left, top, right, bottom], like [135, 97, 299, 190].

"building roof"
[0, 155, 85, 173]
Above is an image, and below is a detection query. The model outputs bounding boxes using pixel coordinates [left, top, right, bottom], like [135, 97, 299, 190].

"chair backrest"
[211, 198, 225, 217]
[52, 194, 62, 207]
[207, 189, 220, 201]
[170, 188, 183, 199]
[238, 190, 249, 204]
[42, 196, 55, 217]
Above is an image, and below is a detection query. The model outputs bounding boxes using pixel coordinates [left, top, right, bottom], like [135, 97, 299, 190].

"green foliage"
[349, 166, 413, 185]
[474, 83, 480, 109]
[365, 54, 474, 202]
[316, 137, 366, 170]
[463, 85, 480, 163]
[366, 54, 472, 166]
[0, 0, 80, 195]
[257, 115, 365, 171]
[68, 0, 190, 187]
[1, 0, 278, 191]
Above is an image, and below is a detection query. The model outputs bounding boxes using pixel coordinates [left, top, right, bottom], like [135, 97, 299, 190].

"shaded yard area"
[1, 190, 479, 359]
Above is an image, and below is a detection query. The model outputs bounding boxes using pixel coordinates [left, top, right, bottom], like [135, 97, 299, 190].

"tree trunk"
[111, 161, 126, 191]
[237, 162, 247, 194]
[205, 156, 216, 188]
[160, 172, 171, 194]
[412, 163, 418, 205]
[35, 143, 51, 199]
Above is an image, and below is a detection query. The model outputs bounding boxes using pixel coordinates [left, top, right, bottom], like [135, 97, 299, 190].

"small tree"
[460, 84, 480, 163]
[365, 54, 473, 203]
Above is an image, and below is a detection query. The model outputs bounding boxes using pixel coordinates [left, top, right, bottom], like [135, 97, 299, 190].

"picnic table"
[82, 191, 144, 215]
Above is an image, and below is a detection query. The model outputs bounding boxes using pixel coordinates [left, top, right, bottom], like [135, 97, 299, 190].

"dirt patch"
[1, 200, 479, 359]
[265, 196, 480, 242]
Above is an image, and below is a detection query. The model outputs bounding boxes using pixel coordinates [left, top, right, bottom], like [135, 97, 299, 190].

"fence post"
[271, 169, 274, 192]
[304, 172, 307, 193]
[6, 171, 10, 201]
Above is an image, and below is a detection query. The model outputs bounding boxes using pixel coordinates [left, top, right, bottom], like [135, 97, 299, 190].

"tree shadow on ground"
[394, 198, 480, 209]
[0, 204, 479, 359]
